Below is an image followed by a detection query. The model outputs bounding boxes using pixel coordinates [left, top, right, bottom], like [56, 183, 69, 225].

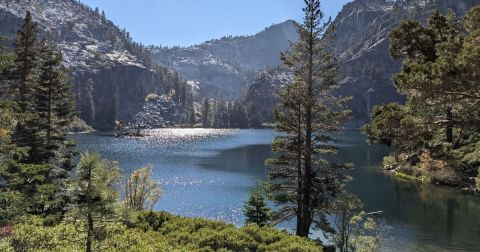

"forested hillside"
[0, 0, 193, 129]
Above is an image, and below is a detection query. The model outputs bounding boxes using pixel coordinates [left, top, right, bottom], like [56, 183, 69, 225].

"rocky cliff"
[0, 0, 187, 129]
[246, 0, 480, 126]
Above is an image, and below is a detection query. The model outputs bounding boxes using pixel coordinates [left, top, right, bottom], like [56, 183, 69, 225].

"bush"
[0, 212, 322, 252]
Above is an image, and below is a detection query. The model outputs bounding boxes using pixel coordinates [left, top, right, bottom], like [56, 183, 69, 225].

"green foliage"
[127, 211, 322, 251]
[362, 103, 429, 152]
[0, 101, 52, 225]
[243, 188, 271, 227]
[9, 11, 40, 112]
[69, 152, 122, 251]
[33, 43, 77, 213]
[201, 97, 252, 128]
[124, 164, 162, 211]
[363, 7, 480, 188]
[0, 212, 322, 251]
[332, 193, 388, 252]
[0, 12, 78, 223]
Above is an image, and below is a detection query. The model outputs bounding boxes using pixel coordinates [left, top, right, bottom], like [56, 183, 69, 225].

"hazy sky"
[79, 0, 352, 47]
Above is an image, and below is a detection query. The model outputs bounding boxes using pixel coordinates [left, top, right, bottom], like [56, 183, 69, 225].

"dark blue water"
[72, 129, 480, 251]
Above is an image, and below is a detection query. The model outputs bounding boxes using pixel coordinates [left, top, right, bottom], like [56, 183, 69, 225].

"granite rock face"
[246, 0, 480, 126]
[245, 67, 292, 123]
[0, 0, 183, 129]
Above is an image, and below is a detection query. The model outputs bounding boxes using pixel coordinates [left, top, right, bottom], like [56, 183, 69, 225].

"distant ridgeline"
[245, 0, 480, 127]
[0, 0, 193, 130]
[2, 0, 480, 129]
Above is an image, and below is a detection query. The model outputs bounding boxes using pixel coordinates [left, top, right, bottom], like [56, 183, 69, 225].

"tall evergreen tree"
[9, 12, 42, 162]
[0, 34, 52, 225]
[10, 11, 39, 112]
[35, 43, 76, 165]
[189, 104, 196, 126]
[29, 43, 77, 221]
[266, 0, 351, 238]
[0, 101, 51, 225]
[2, 14, 78, 222]
[243, 188, 271, 227]
[202, 97, 210, 128]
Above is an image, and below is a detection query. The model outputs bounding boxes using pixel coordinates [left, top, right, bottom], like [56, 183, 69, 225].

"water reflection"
[72, 129, 480, 251]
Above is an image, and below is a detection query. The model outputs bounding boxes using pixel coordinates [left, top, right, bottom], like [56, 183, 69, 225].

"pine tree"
[0, 35, 51, 225]
[364, 8, 480, 185]
[31, 44, 76, 221]
[70, 152, 121, 252]
[9, 12, 42, 162]
[243, 189, 271, 227]
[2, 14, 78, 222]
[202, 97, 210, 128]
[0, 100, 51, 225]
[35, 43, 76, 165]
[0, 37, 12, 73]
[10, 11, 39, 112]
[189, 105, 196, 126]
[266, 0, 351, 238]
[389, 10, 464, 144]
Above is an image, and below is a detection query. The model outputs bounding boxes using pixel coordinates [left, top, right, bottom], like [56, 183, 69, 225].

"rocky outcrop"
[0, 0, 184, 129]
[245, 67, 292, 123]
[130, 94, 188, 128]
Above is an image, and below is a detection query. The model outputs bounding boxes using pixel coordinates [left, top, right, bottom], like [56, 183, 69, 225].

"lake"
[72, 129, 480, 251]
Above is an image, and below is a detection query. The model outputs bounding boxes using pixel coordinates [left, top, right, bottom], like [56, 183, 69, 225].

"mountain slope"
[0, 0, 189, 129]
[246, 0, 480, 126]
[149, 20, 299, 99]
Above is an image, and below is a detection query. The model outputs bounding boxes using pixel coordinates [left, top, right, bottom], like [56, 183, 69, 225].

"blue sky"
[79, 0, 352, 47]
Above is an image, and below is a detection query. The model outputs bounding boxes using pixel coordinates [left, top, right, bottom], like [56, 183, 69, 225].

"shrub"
[1, 212, 322, 251]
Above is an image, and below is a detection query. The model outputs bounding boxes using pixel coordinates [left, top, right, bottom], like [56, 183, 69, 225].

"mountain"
[149, 20, 299, 99]
[0, 0, 191, 129]
[246, 0, 480, 126]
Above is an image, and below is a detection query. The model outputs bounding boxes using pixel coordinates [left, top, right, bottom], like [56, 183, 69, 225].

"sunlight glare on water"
[142, 128, 240, 143]
[73, 129, 480, 251]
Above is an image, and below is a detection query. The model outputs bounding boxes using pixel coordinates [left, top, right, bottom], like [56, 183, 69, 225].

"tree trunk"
[296, 104, 304, 236]
[86, 212, 93, 252]
[86, 162, 93, 252]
